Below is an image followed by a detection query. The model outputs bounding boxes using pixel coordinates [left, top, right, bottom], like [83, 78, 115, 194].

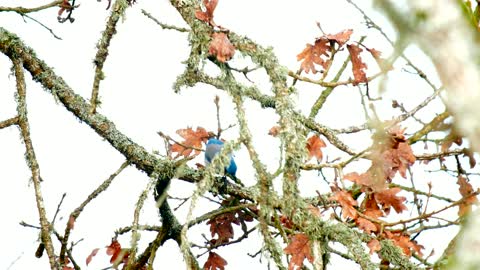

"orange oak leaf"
[344, 172, 371, 187]
[204, 252, 227, 270]
[171, 127, 209, 158]
[356, 199, 382, 233]
[284, 234, 314, 270]
[209, 32, 235, 62]
[86, 248, 99, 266]
[344, 170, 387, 192]
[329, 189, 358, 219]
[297, 38, 331, 74]
[374, 188, 407, 214]
[195, 0, 218, 25]
[306, 134, 326, 162]
[384, 231, 423, 257]
[457, 176, 478, 216]
[367, 239, 381, 254]
[347, 44, 368, 85]
[326, 29, 353, 47]
[394, 142, 416, 178]
[364, 196, 384, 219]
[356, 217, 377, 233]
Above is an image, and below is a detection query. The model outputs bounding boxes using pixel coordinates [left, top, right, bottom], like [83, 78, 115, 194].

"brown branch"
[0, 116, 19, 129]
[415, 149, 466, 161]
[408, 111, 450, 144]
[90, 0, 129, 114]
[0, 0, 63, 14]
[13, 58, 58, 269]
[288, 69, 383, 88]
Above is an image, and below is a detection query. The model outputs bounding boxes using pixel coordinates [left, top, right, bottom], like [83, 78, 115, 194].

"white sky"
[0, 0, 461, 269]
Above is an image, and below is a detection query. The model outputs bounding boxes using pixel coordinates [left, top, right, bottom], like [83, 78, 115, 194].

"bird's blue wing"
[226, 157, 237, 176]
[205, 140, 223, 164]
[205, 138, 236, 177]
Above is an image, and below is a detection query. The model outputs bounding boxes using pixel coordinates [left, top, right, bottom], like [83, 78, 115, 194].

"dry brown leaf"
[171, 127, 209, 158]
[457, 176, 478, 216]
[284, 234, 314, 270]
[367, 239, 381, 254]
[374, 188, 407, 214]
[306, 134, 326, 162]
[204, 252, 227, 270]
[347, 44, 368, 85]
[326, 29, 353, 47]
[297, 38, 331, 74]
[195, 0, 218, 25]
[329, 189, 358, 219]
[209, 32, 235, 62]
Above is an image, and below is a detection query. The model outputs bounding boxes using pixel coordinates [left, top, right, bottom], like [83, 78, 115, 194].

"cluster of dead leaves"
[203, 198, 257, 269]
[195, 0, 236, 62]
[327, 125, 425, 259]
[85, 240, 146, 270]
[297, 29, 389, 85]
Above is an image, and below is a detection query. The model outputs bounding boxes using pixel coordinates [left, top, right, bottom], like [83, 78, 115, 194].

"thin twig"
[59, 161, 129, 262]
[20, 13, 62, 40]
[141, 9, 190, 32]
[0, 0, 63, 13]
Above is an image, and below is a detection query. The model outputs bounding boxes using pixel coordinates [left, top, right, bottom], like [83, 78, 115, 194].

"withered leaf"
[457, 176, 478, 216]
[171, 127, 209, 158]
[347, 44, 368, 85]
[209, 32, 235, 62]
[297, 38, 331, 74]
[374, 188, 407, 214]
[326, 29, 353, 47]
[306, 134, 326, 162]
[284, 234, 314, 270]
[329, 189, 358, 219]
[367, 239, 381, 254]
[195, 0, 218, 25]
[204, 252, 227, 270]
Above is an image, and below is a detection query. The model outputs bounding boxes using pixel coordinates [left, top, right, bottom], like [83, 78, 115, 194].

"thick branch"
[0, 27, 173, 180]
[0, 116, 19, 129]
[90, 0, 129, 114]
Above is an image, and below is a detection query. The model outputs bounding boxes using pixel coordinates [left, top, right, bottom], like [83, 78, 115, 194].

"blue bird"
[205, 138, 237, 177]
